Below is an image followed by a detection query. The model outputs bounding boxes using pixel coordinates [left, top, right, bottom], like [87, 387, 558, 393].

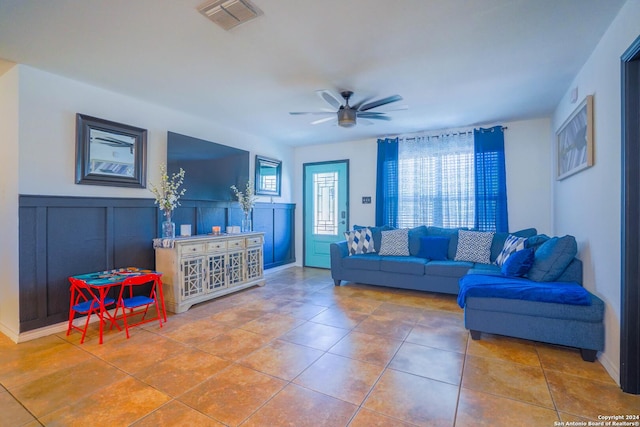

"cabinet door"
[246, 246, 263, 281]
[207, 252, 227, 292]
[180, 256, 206, 300]
[226, 250, 245, 287]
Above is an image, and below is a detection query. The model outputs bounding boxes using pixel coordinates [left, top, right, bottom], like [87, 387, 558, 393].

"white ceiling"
[0, 0, 626, 146]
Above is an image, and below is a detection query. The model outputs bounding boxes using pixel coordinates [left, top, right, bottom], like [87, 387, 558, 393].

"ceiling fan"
[290, 90, 406, 128]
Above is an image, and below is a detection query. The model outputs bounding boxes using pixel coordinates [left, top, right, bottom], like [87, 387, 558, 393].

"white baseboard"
[598, 351, 621, 387]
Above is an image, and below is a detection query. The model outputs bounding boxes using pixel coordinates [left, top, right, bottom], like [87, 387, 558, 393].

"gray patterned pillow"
[378, 228, 410, 256]
[454, 230, 495, 264]
[344, 228, 375, 255]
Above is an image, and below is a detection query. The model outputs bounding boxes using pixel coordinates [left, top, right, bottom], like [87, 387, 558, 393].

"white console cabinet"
[155, 232, 265, 313]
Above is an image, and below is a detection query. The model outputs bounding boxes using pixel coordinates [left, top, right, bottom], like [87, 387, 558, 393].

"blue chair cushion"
[73, 297, 115, 313]
[380, 256, 427, 275]
[417, 236, 449, 260]
[527, 235, 578, 282]
[424, 260, 474, 277]
[342, 254, 382, 270]
[122, 296, 155, 309]
[501, 248, 535, 277]
[408, 225, 428, 256]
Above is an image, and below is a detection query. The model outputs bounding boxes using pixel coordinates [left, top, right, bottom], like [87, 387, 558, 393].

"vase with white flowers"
[231, 181, 258, 232]
[149, 163, 186, 238]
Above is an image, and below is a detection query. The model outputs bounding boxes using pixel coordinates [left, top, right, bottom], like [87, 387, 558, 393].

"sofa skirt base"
[464, 299, 604, 361]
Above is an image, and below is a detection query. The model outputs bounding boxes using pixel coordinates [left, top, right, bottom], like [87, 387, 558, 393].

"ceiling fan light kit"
[291, 89, 405, 128]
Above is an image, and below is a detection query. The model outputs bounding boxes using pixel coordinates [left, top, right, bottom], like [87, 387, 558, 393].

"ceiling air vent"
[197, 0, 263, 31]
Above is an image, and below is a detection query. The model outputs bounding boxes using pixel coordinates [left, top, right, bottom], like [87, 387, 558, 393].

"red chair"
[115, 273, 163, 338]
[67, 277, 118, 344]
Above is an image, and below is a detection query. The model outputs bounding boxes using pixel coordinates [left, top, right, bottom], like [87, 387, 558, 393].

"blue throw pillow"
[417, 236, 449, 260]
[501, 248, 535, 277]
[527, 235, 578, 282]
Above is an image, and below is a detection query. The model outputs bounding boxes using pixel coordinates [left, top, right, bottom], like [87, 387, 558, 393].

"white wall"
[0, 65, 20, 338]
[551, 0, 640, 384]
[293, 118, 553, 265]
[18, 65, 294, 200]
[3, 65, 294, 340]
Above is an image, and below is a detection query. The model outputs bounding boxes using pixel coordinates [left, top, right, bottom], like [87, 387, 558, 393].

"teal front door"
[303, 160, 349, 268]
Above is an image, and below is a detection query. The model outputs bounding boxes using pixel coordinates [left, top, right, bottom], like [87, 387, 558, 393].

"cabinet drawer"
[206, 241, 226, 252]
[247, 236, 263, 246]
[180, 243, 205, 255]
[227, 239, 245, 250]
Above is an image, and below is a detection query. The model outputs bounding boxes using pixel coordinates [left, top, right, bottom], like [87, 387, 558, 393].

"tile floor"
[1, 267, 638, 426]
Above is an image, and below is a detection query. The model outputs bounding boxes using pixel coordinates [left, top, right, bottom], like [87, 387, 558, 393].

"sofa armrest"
[330, 241, 349, 285]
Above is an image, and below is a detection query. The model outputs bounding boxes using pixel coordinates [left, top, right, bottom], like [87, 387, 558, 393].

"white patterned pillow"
[378, 228, 410, 256]
[454, 230, 495, 264]
[495, 234, 527, 266]
[344, 228, 375, 255]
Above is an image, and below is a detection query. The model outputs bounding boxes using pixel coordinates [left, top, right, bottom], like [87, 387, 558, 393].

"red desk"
[70, 267, 167, 344]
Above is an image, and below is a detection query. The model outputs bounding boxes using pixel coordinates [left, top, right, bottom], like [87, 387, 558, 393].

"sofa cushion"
[344, 228, 375, 255]
[342, 254, 382, 270]
[417, 236, 449, 260]
[408, 225, 428, 256]
[525, 234, 550, 251]
[468, 264, 501, 276]
[354, 224, 394, 252]
[424, 260, 474, 277]
[495, 234, 527, 266]
[380, 256, 427, 275]
[527, 235, 578, 282]
[427, 226, 466, 259]
[501, 248, 535, 277]
[379, 229, 410, 256]
[455, 230, 494, 264]
[490, 228, 537, 262]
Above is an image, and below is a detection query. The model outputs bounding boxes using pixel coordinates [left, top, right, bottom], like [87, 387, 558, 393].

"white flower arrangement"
[231, 181, 258, 214]
[149, 163, 186, 218]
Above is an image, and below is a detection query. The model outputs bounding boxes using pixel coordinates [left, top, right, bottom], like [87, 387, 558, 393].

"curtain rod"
[393, 126, 508, 141]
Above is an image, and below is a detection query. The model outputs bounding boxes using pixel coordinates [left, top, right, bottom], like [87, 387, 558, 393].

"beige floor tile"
[462, 355, 554, 408]
[389, 342, 464, 385]
[134, 348, 230, 397]
[154, 317, 231, 345]
[353, 315, 414, 340]
[241, 383, 357, 427]
[349, 408, 418, 427]
[238, 339, 323, 380]
[274, 300, 329, 319]
[178, 364, 286, 426]
[372, 302, 425, 322]
[309, 306, 369, 329]
[196, 328, 272, 361]
[364, 369, 458, 426]
[537, 343, 615, 383]
[466, 332, 541, 366]
[38, 376, 170, 426]
[239, 312, 305, 338]
[11, 358, 128, 418]
[405, 322, 468, 354]
[546, 370, 640, 419]
[329, 331, 402, 366]
[456, 387, 559, 426]
[279, 321, 350, 350]
[131, 400, 225, 426]
[293, 352, 384, 405]
[0, 389, 36, 427]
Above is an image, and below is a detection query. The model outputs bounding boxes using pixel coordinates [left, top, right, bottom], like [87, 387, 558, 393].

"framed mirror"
[255, 155, 281, 196]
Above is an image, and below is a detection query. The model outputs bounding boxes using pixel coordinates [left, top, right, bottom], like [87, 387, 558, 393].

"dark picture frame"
[556, 95, 594, 180]
[255, 155, 281, 196]
[75, 113, 147, 188]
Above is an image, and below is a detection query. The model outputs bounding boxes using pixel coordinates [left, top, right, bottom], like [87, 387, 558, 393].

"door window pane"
[313, 172, 338, 235]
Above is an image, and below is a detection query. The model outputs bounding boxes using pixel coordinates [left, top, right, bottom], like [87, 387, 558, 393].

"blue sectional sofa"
[329, 225, 605, 361]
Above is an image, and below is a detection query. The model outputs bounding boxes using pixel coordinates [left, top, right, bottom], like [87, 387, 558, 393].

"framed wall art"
[556, 95, 594, 180]
[75, 114, 147, 188]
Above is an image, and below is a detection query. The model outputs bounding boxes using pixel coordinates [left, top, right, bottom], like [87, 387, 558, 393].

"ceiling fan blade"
[359, 118, 375, 126]
[351, 97, 373, 111]
[316, 90, 343, 110]
[290, 111, 334, 115]
[359, 114, 392, 121]
[357, 111, 388, 118]
[311, 116, 337, 125]
[359, 95, 403, 112]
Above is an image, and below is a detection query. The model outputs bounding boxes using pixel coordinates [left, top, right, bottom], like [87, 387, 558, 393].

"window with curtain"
[376, 126, 508, 232]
